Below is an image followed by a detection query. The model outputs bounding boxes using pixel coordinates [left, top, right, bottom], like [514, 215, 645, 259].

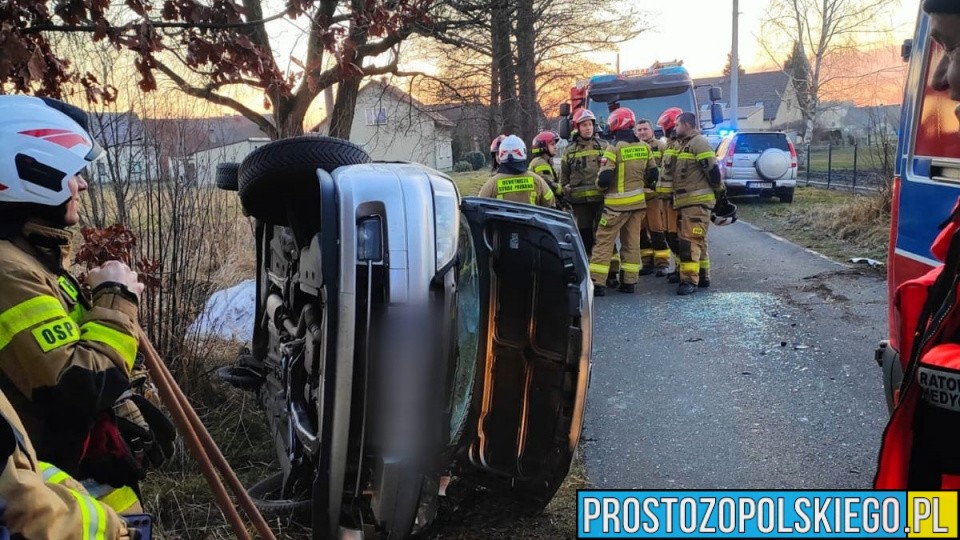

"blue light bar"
[657, 66, 688, 76]
[589, 74, 619, 84]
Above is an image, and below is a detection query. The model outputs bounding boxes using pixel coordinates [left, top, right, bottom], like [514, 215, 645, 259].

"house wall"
[175, 139, 270, 185]
[771, 83, 803, 129]
[92, 143, 161, 185]
[321, 87, 454, 172]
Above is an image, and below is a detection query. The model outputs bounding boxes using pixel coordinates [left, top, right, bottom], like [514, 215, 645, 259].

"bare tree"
[419, 0, 646, 135]
[761, 0, 892, 143]
[2, 0, 436, 140]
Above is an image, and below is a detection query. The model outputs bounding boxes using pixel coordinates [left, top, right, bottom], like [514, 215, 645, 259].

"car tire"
[215, 162, 240, 191]
[778, 187, 795, 204]
[238, 135, 371, 224]
[755, 148, 790, 181]
[246, 471, 312, 521]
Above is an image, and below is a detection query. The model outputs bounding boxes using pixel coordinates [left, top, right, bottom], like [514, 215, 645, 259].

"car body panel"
[717, 132, 797, 194]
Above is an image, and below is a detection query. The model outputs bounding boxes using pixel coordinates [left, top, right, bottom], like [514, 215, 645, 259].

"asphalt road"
[582, 220, 891, 489]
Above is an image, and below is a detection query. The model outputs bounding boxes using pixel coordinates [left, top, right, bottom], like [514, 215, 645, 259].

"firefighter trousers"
[644, 197, 672, 269]
[677, 205, 711, 286]
[590, 207, 646, 285]
[663, 200, 680, 261]
[571, 202, 604, 256]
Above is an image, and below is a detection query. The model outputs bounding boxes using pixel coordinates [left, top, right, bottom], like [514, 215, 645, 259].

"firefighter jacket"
[560, 135, 613, 204]
[0, 222, 138, 478]
[642, 137, 665, 199]
[529, 155, 558, 187]
[598, 133, 657, 212]
[478, 172, 556, 207]
[657, 137, 680, 197]
[0, 389, 130, 539]
[672, 130, 720, 210]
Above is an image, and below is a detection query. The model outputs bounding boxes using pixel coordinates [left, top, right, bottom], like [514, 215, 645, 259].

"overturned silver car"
[216, 135, 593, 539]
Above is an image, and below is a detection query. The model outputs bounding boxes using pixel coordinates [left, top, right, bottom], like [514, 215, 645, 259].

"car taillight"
[725, 140, 736, 167]
[787, 140, 797, 168]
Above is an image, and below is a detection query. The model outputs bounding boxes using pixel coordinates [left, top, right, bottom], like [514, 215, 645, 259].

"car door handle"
[930, 158, 960, 185]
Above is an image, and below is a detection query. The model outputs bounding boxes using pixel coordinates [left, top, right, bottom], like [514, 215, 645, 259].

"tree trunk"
[489, 56, 500, 142]
[328, 76, 362, 139]
[515, 0, 538, 145]
[491, 0, 518, 134]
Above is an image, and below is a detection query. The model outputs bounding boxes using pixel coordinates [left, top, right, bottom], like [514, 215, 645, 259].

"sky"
[608, 0, 923, 78]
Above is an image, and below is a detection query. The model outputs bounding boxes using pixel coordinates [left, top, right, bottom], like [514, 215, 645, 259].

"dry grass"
[734, 186, 890, 264]
[451, 171, 492, 197]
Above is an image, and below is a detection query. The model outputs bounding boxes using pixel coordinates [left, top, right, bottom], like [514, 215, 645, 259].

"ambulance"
[877, 6, 960, 412]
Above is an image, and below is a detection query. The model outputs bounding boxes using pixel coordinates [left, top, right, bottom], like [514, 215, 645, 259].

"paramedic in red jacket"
[874, 0, 960, 490]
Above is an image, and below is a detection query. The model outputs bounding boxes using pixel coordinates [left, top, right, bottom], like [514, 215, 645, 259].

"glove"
[644, 167, 659, 189]
[597, 169, 614, 190]
[707, 164, 722, 187]
[80, 412, 145, 488]
[114, 393, 176, 470]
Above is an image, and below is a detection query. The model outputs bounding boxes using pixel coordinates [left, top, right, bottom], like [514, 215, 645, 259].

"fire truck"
[876, 6, 960, 413]
[557, 61, 724, 140]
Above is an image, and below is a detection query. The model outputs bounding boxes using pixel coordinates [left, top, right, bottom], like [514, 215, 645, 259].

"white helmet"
[0, 96, 103, 207]
[497, 135, 527, 164]
[711, 199, 738, 226]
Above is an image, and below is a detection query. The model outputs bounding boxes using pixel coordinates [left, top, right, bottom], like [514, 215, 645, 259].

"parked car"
[715, 131, 798, 203]
[215, 135, 594, 539]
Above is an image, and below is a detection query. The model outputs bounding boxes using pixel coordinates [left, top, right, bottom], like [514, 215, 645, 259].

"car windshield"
[734, 133, 789, 154]
[588, 86, 696, 132]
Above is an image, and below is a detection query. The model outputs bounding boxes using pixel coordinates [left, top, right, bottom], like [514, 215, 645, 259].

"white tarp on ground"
[189, 279, 256, 342]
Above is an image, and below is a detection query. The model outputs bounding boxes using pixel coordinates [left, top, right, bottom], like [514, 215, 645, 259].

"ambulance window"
[914, 40, 960, 160]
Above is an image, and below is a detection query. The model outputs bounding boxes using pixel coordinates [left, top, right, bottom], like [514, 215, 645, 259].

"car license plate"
[750, 182, 774, 189]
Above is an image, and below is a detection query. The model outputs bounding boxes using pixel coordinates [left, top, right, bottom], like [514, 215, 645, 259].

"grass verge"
[733, 186, 890, 265]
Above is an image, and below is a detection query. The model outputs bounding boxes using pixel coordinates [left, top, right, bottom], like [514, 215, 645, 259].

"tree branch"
[21, 10, 289, 34]
[154, 62, 277, 139]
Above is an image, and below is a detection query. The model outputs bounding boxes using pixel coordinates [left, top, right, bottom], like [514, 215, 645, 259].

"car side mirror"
[559, 117, 572, 141]
[901, 39, 912, 62]
[559, 103, 571, 117]
[216, 162, 239, 191]
[709, 86, 723, 102]
[710, 103, 724, 126]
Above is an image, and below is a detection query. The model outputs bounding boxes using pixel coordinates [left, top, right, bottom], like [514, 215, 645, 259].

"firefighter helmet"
[497, 135, 527, 164]
[607, 107, 636, 132]
[573, 109, 597, 127]
[531, 131, 560, 155]
[711, 199, 738, 226]
[657, 107, 684, 134]
[0, 96, 103, 207]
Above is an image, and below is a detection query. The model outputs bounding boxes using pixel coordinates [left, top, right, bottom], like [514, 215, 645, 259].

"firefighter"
[656, 108, 684, 280]
[489, 134, 506, 172]
[561, 109, 614, 275]
[478, 135, 555, 207]
[634, 118, 669, 275]
[0, 387, 142, 539]
[529, 131, 561, 187]
[588, 107, 658, 296]
[874, 0, 960, 490]
[671, 111, 726, 295]
[0, 95, 175, 516]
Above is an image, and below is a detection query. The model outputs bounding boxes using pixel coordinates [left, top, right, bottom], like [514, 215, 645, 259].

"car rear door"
[456, 196, 593, 510]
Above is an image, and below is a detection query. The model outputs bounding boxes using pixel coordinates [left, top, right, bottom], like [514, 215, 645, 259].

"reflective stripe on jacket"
[672, 132, 718, 209]
[598, 138, 657, 212]
[478, 172, 556, 208]
[0, 223, 138, 477]
[656, 140, 680, 195]
[0, 389, 128, 539]
[560, 137, 611, 203]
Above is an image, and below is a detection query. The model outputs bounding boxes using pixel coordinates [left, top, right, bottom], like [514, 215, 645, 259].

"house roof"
[143, 115, 270, 155]
[841, 104, 901, 127]
[89, 111, 147, 148]
[693, 70, 792, 121]
[314, 81, 454, 130]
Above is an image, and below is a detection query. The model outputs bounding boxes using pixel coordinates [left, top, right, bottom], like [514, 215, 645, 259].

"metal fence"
[799, 142, 896, 193]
